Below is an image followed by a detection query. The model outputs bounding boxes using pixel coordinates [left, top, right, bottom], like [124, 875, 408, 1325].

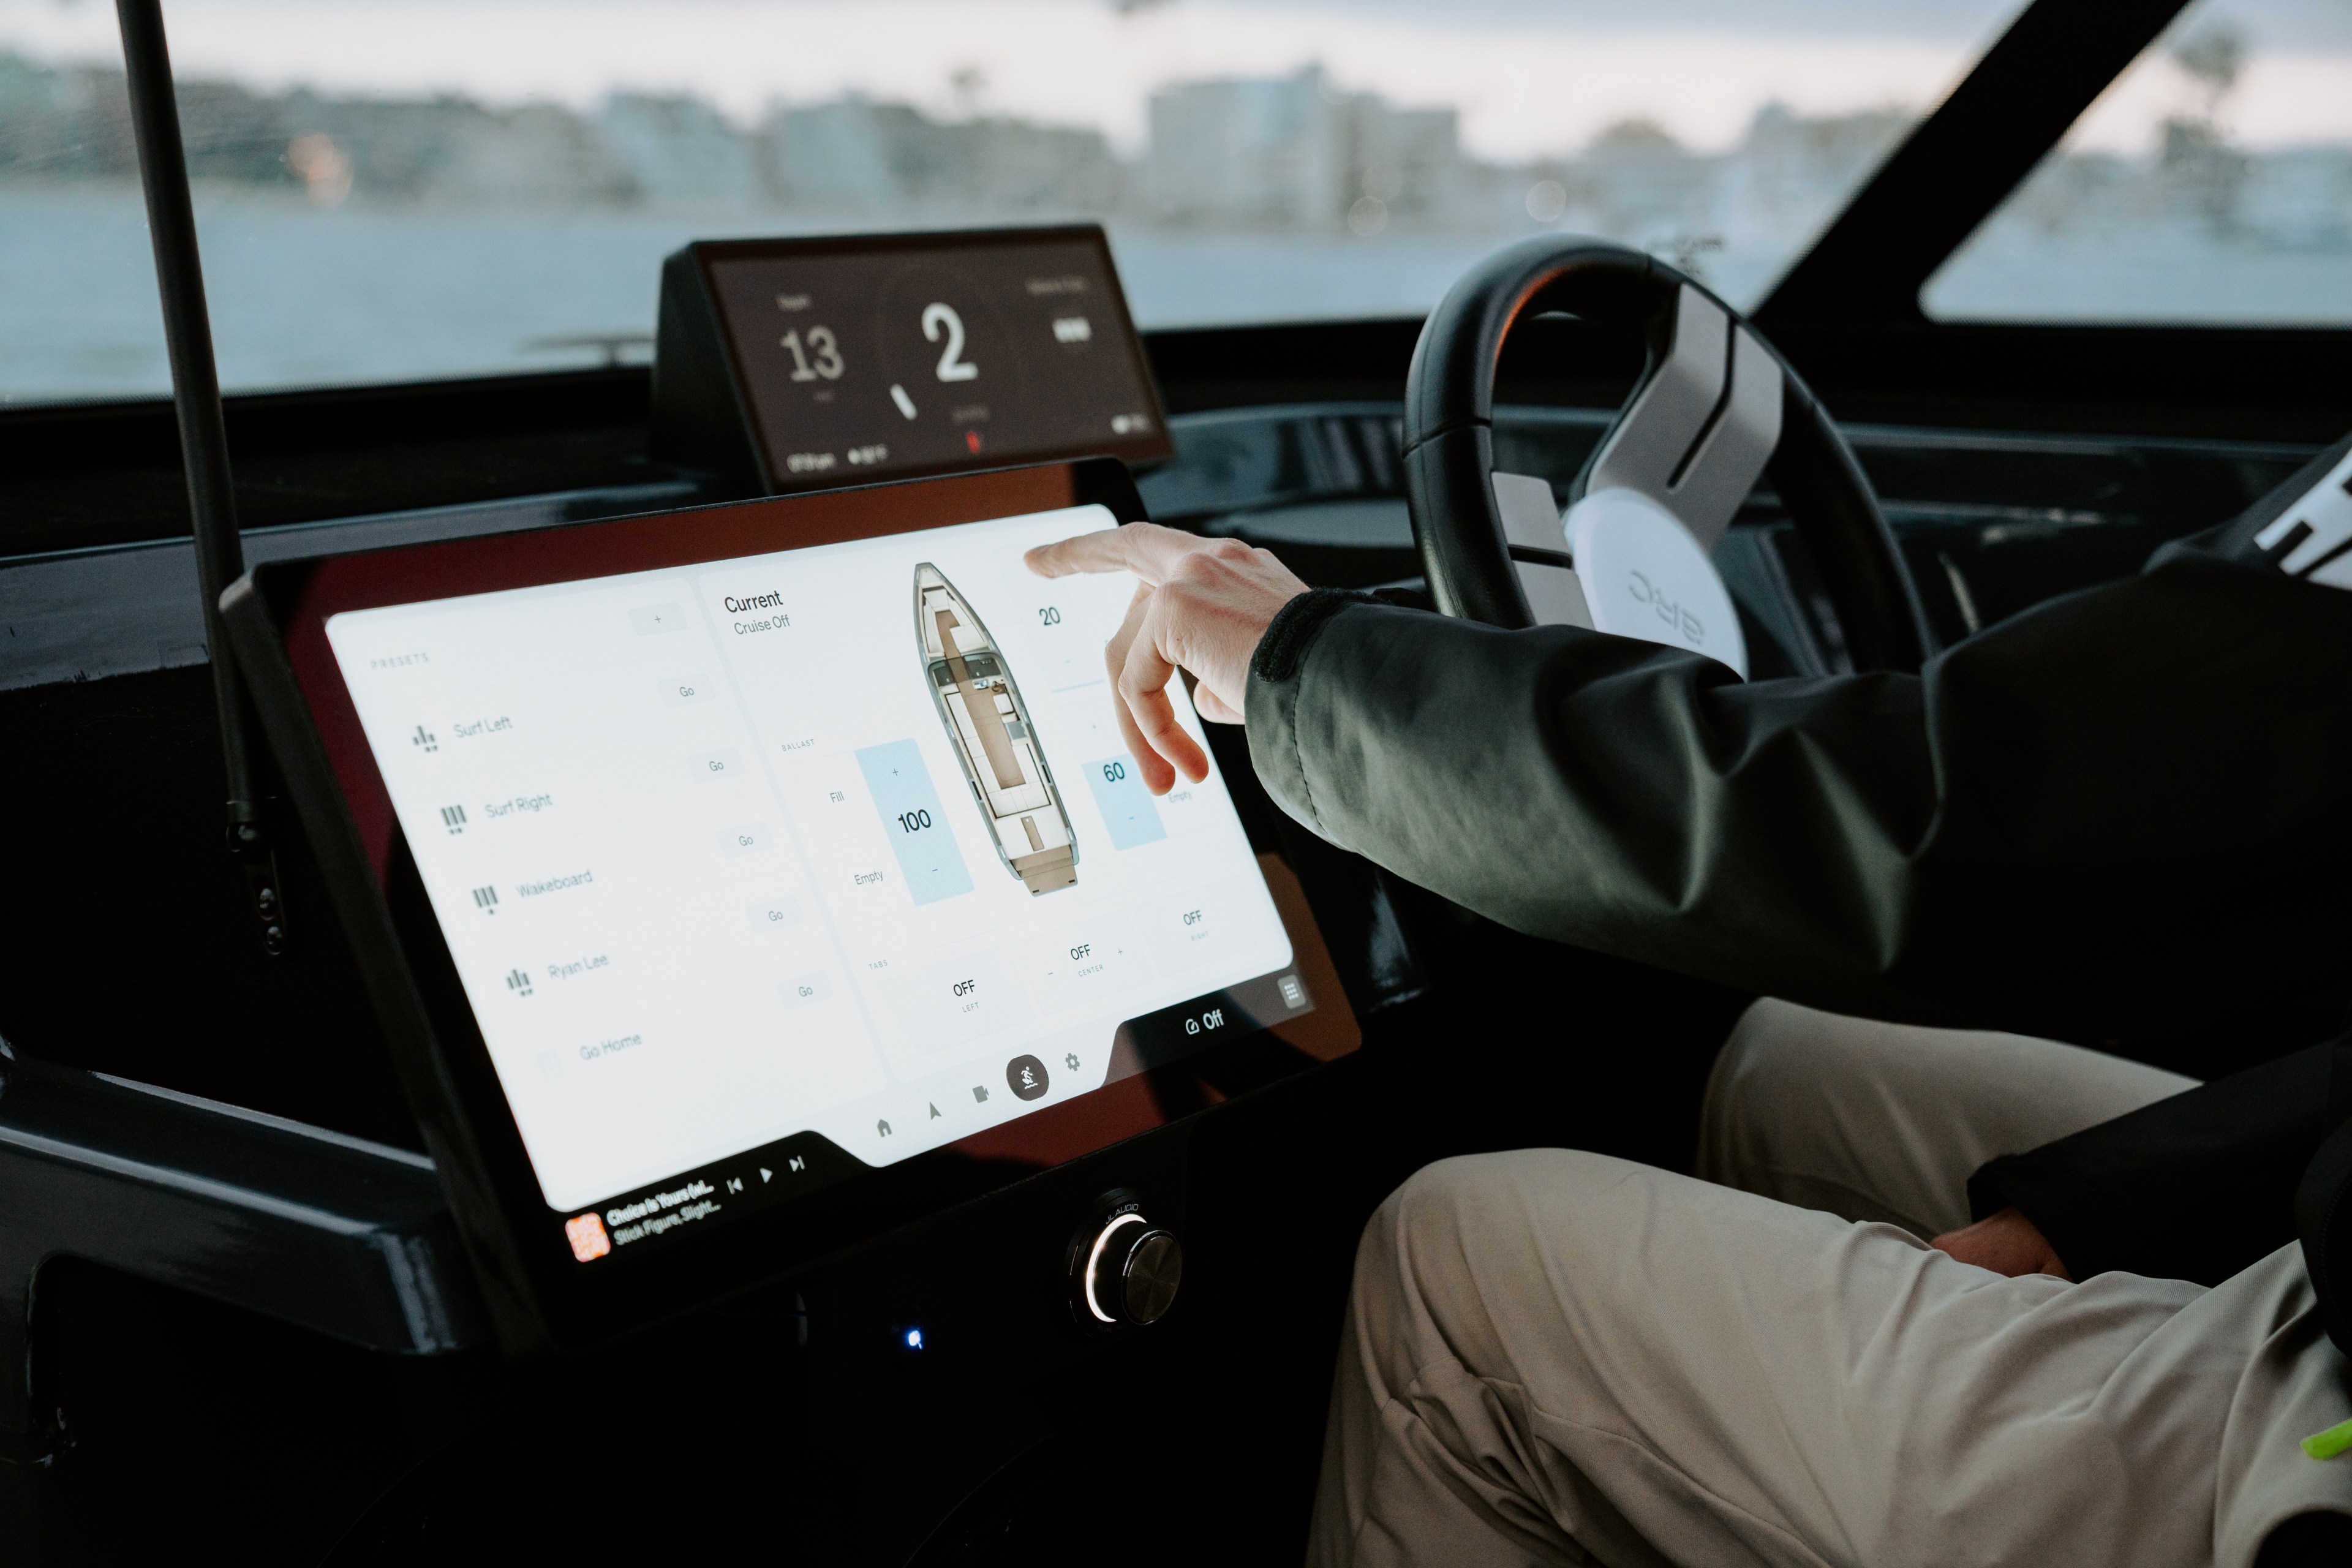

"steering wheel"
[1401, 238, 1936, 678]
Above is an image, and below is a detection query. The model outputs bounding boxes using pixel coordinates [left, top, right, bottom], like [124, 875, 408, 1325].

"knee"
[1382, 1148, 1572, 1220]
[1711, 998, 1824, 1102]
[1360, 1148, 1621, 1283]
[1698, 998, 1842, 1184]
[1346, 1150, 1662, 1380]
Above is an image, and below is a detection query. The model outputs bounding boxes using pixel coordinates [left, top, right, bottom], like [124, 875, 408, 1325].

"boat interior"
[3, 0, 2350, 1562]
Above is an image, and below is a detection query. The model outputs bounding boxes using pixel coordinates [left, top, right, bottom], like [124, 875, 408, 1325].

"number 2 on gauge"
[780, 326, 843, 382]
[922, 303, 978, 382]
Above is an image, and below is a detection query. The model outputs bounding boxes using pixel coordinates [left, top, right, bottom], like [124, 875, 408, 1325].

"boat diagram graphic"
[914, 564, 1079, 894]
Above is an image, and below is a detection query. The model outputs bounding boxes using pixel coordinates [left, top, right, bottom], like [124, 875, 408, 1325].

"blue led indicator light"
[903, 1327, 924, 1350]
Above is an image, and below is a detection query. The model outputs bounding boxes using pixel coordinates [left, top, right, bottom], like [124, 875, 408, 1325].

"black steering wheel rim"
[1401, 237, 1937, 676]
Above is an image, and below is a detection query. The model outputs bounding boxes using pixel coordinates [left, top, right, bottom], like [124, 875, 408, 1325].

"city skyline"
[0, 49, 1931, 246]
[0, 0, 2071, 160]
[9, 43, 2347, 263]
[2, 1, 2347, 402]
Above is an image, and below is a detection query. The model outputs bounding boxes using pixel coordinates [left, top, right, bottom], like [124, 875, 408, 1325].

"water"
[6, 182, 2350, 405]
[1927, 222, 2352, 325]
[0, 184, 1533, 402]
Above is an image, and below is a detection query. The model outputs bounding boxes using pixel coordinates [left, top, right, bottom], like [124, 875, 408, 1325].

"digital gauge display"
[656, 227, 1171, 494]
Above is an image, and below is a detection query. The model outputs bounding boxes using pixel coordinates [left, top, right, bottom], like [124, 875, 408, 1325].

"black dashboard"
[0, 301, 2337, 1566]
[0, 390, 2319, 1129]
[9, 0, 2352, 1549]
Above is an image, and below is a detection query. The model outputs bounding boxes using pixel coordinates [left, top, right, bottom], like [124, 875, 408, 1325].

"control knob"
[1070, 1193, 1183, 1329]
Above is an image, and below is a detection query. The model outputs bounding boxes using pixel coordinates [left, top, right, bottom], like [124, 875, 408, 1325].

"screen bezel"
[226, 459, 1355, 1349]
[691, 227, 1175, 493]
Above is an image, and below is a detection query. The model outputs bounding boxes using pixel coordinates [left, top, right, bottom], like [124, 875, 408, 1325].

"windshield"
[1, 0, 2022, 404]
[1927, 0, 2352, 323]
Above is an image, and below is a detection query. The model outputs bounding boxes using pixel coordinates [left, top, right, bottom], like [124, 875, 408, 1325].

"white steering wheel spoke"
[1587, 284, 1784, 553]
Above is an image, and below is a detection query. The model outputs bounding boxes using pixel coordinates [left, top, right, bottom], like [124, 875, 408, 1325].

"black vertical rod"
[116, 0, 288, 953]
[116, 0, 249, 805]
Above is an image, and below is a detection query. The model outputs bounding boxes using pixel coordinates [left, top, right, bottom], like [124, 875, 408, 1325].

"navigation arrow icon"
[929, 1102, 941, 1118]
[760, 1167, 772, 1183]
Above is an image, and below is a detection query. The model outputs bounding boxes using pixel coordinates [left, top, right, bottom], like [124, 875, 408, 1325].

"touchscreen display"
[320, 502, 1306, 1264]
[699, 231, 1165, 490]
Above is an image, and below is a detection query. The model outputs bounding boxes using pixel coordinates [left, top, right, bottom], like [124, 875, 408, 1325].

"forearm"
[1245, 591, 1939, 1016]
[1244, 556, 2352, 1041]
[1967, 1041, 2344, 1285]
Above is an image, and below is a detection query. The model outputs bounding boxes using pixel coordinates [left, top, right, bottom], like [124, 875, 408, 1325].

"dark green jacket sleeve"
[1244, 549, 2352, 1042]
[1965, 1041, 2338, 1285]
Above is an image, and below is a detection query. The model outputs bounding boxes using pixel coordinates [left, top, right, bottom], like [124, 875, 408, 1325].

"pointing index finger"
[1023, 521, 1214, 585]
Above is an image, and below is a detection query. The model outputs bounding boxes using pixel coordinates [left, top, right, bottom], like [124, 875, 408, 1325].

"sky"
[3, 0, 2349, 157]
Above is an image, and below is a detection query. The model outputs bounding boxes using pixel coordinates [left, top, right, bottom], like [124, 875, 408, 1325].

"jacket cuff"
[1966, 1041, 2331, 1287]
[1252, 587, 1374, 684]
[1245, 589, 1374, 837]
[1966, 1153, 2147, 1284]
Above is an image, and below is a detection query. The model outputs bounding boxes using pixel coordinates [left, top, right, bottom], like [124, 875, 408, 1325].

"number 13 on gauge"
[779, 325, 842, 382]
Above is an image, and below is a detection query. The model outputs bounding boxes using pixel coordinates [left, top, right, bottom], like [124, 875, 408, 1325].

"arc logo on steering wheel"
[1400, 238, 1937, 680]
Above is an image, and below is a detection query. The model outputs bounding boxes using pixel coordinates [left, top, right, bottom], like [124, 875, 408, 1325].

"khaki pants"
[1308, 1000, 2352, 1567]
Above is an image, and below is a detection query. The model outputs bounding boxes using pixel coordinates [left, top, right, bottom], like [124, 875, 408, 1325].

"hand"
[1931, 1207, 2073, 1280]
[1025, 523, 1309, 794]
